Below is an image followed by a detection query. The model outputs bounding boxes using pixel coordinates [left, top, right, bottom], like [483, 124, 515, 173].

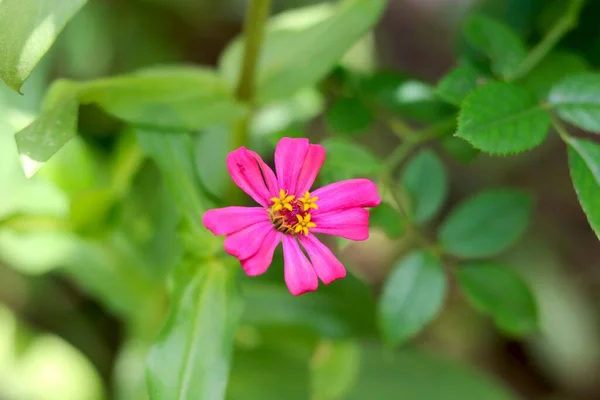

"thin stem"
[508, 0, 584, 81]
[551, 117, 572, 142]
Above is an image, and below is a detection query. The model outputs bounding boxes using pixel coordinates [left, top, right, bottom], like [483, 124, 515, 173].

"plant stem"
[551, 117, 572, 142]
[508, 0, 584, 81]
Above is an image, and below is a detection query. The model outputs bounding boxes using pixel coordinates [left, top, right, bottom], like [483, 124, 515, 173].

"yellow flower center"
[294, 213, 317, 236]
[269, 189, 318, 235]
[298, 191, 319, 211]
[270, 189, 295, 212]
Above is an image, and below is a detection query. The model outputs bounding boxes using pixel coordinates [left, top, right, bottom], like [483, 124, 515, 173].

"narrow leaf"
[565, 136, 600, 239]
[14, 80, 79, 177]
[147, 260, 243, 400]
[457, 82, 551, 154]
[378, 250, 447, 345]
[438, 189, 532, 259]
[219, 0, 386, 103]
[0, 0, 87, 91]
[548, 72, 600, 133]
[457, 263, 538, 336]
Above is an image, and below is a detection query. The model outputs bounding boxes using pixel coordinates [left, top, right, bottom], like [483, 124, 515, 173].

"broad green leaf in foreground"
[521, 52, 588, 99]
[311, 340, 360, 400]
[438, 189, 532, 258]
[401, 149, 448, 223]
[147, 260, 242, 400]
[457, 263, 538, 336]
[457, 83, 551, 154]
[0, 0, 87, 92]
[565, 136, 600, 240]
[463, 13, 526, 80]
[79, 67, 247, 130]
[378, 250, 447, 345]
[14, 80, 80, 177]
[548, 72, 600, 133]
[219, 0, 386, 103]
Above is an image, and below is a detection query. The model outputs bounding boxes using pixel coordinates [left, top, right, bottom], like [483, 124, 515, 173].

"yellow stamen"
[298, 191, 318, 211]
[270, 189, 295, 212]
[293, 213, 317, 236]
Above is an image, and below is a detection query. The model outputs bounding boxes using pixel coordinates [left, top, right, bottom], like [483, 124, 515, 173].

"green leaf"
[463, 14, 526, 79]
[147, 260, 243, 400]
[457, 82, 551, 154]
[79, 67, 247, 130]
[219, 0, 386, 103]
[369, 202, 405, 238]
[401, 149, 448, 223]
[319, 139, 381, 184]
[548, 72, 600, 133]
[347, 345, 517, 400]
[521, 52, 589, 99]
[457, 263, 538, 335]
[378, 250, 447, 345]
[14, 80, 80, 177]
[311, 340, 360, 400]
[436, 63, 488, 106]
[438, 189, 532, 258]
[0, 0, 87, 92]
[326, 97, 373, 136]
[565, 136, 600, 240]
[441, 136, 479, 163]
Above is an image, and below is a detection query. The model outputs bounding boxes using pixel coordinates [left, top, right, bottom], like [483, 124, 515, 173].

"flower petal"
[295, 144, 325, 196]
[275, 137, 309, 194]
[224, 221, 274, 260]
[312, 179, 381, 215]
[241, 230, 282, 277]
[282, 235, 318, 296]
[312, 208, 370, 241]
[202, 207, 269, 236]
[299, 234, 346, 284]
[227, 147, 278, 207]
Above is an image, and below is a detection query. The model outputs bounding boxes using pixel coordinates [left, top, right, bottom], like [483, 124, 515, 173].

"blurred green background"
[2, 0, 600, 399]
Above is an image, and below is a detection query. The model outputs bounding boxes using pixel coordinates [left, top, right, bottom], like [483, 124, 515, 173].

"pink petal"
[282, 235, 319, 296]
[224, 221, 274, 260]
[241, 230, 282, 276]
[299, 234, 346, 284]
[312, 208, 370, 241]
[312, 179, 381, 215]
[202, 207, 269, 236]
[227, 147, 278, 207]
[275, 137, 309, 194]
[295, 144, 326, 196]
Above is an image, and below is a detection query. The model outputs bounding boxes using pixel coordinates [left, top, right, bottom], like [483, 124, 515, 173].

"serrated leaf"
[436, 63, 488, 106]
[79, 67, 247, 131]
[457, 82, 551, 154]
[0, 0, 87, 92]
[319, 139, 381, 184]
[457, 263, 538, 336]
[219, 0, 386, 103]
[548, 72, 600, 133]
[565, 136, 600, 240]
[370, 203, 405, 238]
[14, 80, 80, 178]
[378, 250, 447, 345]
[438, 189, 532, 258]
[326, 97, 373, 136]
[311, 340, 360, 400]
[401, 149, 448, 223]
[147, 260, 242, 400]
[521, 52, 588, 99]
[463, 14, 526, 79]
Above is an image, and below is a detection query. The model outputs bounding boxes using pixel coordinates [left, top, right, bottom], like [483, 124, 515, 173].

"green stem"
[551, 117, 572, 142]
[508, 0, 584, 81]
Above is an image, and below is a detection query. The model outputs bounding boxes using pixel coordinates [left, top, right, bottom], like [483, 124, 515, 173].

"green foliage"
[438, 189, 532, 258]
[369, 203, 405, 238]
[521, 52, 589, 99]
[457, 263, 538, 335]
[378, 250, 447, 345]
[565, 136, 600, 240]
[436, 62, 487, 106]
[219, 0, 387, 103]
[0, 0, 87, 92]
[549, 72, 600, 132]
[326, 97, 373, 136]
[146, 260, 242, 400]
[401, 149, 448, 223]
[319, 138, 381, 183]
[463, 14, 526, 80]
[457, 82, 551, 154]
[310, 340, 360, 400]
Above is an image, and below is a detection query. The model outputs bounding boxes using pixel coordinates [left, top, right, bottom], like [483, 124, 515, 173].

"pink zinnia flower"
[202, 137, 381, 296]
